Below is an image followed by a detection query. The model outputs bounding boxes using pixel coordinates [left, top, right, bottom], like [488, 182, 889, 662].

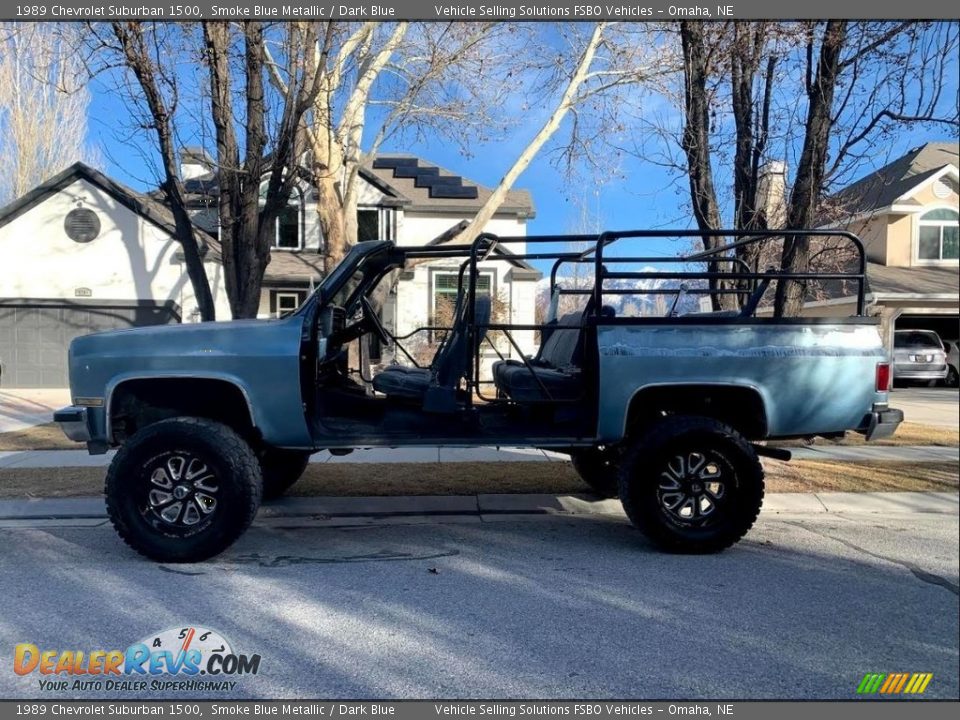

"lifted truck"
[56, 229, 902, 562]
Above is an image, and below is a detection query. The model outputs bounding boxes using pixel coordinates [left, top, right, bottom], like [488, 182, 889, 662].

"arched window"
[260, 183, 303, 250]
[917, 208, 959, 262]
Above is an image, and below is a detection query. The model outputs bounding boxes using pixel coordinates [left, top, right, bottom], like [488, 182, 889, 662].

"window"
[431, 271, 492, 342]
[917, 208, 959, 262]
[260, 183, 303, 250]
[271, 290, 307, 318]
[357, 209, 379, 243]
[357, 207, 395, 243]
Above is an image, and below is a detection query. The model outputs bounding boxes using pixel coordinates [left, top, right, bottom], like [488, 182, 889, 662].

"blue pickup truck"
[56, 230, 902, 562]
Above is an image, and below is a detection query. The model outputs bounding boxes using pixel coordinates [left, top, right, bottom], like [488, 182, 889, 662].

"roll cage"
[305, 229, 867, 419]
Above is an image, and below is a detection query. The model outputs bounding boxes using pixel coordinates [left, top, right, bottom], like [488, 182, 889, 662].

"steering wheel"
[360, 295, 391, 346]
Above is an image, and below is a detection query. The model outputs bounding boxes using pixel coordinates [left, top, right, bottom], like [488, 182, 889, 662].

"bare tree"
[264, 21, 513, 270]
[0, 24, 98, 205]
[459, 23, 667, 246]
[90, 22, 217, 321]
[652, 21, 958, 315]
[774, 21, 958, 315]
[202, 21, 328, 318]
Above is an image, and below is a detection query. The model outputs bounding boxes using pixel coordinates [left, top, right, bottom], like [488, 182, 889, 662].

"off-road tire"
[260, 448, 312, 500]
[618, 415, 764, 553]
[105, 417, 262, 563]
[570, 447, 620, 498]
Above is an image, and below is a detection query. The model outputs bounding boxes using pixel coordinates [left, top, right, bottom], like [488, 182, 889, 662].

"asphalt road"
[1, 512, 957, 701]
[889, 387, 959, 428]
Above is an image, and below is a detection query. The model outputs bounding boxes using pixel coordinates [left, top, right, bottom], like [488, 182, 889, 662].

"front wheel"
[105, 417, 262, 563]
[618, 415, 764, 553]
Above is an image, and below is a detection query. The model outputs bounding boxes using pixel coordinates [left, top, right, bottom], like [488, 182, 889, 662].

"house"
[0, 155, 537, 388]
[816, 142, 959, 350]
[757, 143, 959, 349]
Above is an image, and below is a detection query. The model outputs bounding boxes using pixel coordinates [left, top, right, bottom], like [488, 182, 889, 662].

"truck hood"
[69, 317, 302, 360]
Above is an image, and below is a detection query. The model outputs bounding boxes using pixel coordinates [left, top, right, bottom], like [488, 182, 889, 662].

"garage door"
[0, 300, 180, 388]
[895, 314, 960, 343]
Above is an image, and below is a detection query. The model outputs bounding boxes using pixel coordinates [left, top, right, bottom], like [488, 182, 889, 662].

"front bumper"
[857, 406, 904, 442]
[54, 406, 92, 443]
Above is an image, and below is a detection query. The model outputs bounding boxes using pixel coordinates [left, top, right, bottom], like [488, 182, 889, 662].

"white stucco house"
[0, 155, 538, 387]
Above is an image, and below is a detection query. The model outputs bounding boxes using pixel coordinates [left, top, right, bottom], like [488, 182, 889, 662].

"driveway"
[0, 388, 70, 433]
[890, 387, 959, 429]
[0, 511, 956, 700]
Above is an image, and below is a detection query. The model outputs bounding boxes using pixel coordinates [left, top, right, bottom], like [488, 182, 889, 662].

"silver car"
[893, 330, 949, 386]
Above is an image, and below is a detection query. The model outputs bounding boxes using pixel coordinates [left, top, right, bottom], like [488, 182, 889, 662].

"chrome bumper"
[857, 406, 904, 442]
[54, 406, 92, 443]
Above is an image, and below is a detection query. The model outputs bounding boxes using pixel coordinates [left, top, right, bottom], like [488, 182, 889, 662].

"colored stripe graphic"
[857, 674, 885, 694]
[857, 673, 932, 695]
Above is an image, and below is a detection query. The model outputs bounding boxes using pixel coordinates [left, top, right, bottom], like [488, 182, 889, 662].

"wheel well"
[109, 378, 256, 445]
[626, 385, 768, 440]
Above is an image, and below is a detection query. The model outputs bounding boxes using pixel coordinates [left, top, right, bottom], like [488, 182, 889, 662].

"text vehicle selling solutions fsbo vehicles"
[55, 229, 902, 562]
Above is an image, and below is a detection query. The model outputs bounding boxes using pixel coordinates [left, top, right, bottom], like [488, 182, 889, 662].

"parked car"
[943, 340, 959, 387]
[55, 229, 901, 563]
[892, 330, 949, 387]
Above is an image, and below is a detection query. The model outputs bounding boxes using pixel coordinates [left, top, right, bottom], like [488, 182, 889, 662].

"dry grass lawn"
[0, 423, 82, 451]
[0, 458, 955, 499]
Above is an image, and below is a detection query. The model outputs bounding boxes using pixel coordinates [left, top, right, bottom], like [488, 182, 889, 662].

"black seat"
[372, 294, 491, 403]
[493, 310, 585, 402]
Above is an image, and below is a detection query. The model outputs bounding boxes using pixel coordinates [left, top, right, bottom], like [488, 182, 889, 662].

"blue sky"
[83, 21, 958, 271]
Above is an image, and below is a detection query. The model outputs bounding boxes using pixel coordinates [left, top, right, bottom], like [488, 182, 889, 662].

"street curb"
[0, 491, 955, 523]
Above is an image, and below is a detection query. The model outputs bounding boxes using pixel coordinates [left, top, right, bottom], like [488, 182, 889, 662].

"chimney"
[179, 146, 213, 181]
[756, 161, 787, 229]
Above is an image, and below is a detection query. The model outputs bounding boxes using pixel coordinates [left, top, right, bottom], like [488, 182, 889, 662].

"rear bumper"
[54, 406, 92, 443]
[893, 365, 947, 381]
[856, 406, 904, 442]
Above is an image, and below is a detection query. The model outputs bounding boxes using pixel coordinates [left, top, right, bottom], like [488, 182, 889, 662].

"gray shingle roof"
[867, 261, 959, 296]
[833, 142, 959, 217]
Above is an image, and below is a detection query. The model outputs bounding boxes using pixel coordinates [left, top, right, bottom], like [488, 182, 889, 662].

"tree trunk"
[312, 130, 349, 273]
[111, 22, 216, 321]
[775, 21, 847, 317]
[679, 22, 739, 312]
[204, 20, 288, 320]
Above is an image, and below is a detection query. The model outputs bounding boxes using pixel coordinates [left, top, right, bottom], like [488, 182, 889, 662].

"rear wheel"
[259, 448, 312, 500]
[946, 366, 959, 388]
[570, 447, 620, 498]
[618, 415, 764, 553]
[105, 417, 262, 563]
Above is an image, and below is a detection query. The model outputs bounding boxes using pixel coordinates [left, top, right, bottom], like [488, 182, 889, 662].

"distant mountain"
[537, 270, 709, 317]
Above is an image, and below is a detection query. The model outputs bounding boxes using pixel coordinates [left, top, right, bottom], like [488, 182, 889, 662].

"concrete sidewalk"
[0, 443, 956, 470]
[0, 490, 955, 526]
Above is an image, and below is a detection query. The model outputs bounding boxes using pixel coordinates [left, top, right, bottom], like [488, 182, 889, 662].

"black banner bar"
[0, 0, 957, 21]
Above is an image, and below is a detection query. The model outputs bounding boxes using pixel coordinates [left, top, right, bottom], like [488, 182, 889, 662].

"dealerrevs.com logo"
[14, 626, 261, 693]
